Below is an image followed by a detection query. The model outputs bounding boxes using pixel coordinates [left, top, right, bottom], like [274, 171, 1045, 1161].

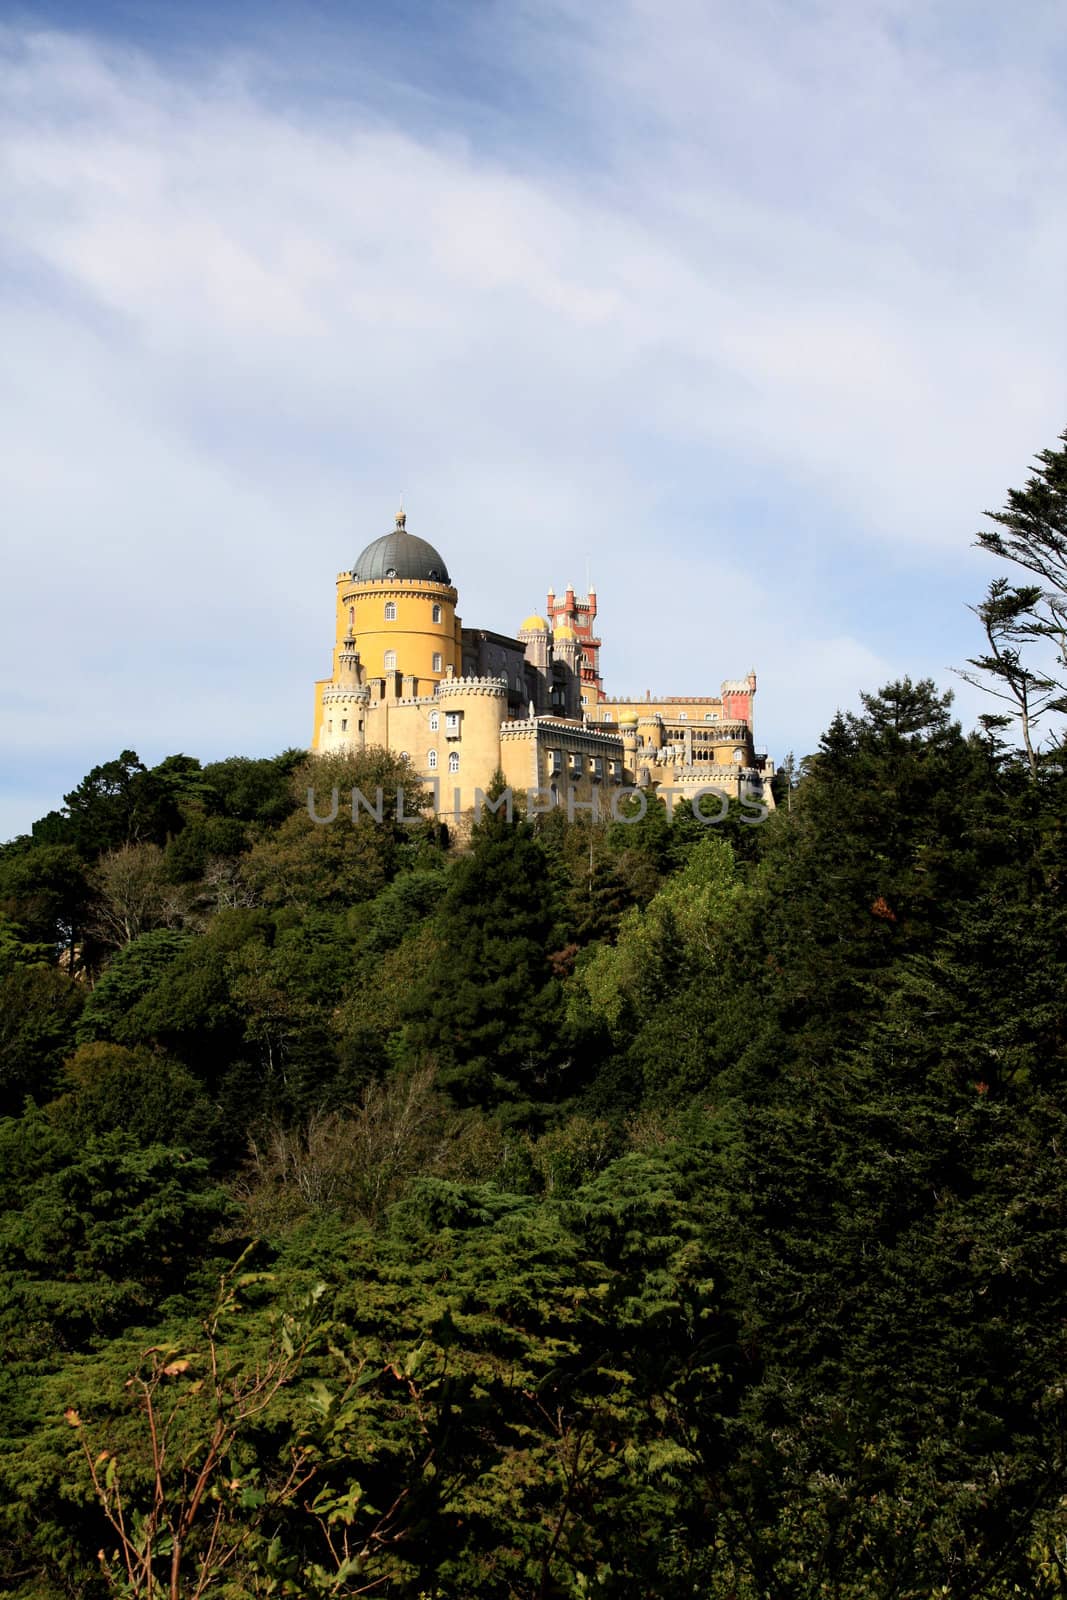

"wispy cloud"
[1, 4, 1063, 835]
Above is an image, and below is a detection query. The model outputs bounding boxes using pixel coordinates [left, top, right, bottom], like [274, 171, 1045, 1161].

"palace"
[312, 511, 774, 818]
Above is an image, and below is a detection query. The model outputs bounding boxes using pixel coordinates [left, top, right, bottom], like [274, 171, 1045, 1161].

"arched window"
[448, 751, 459, 774]
[348, 606, 354, 625]
[432, 603, 442, 623]
[428, 749, 438, 769]
[384, 602, 397, 621]
[429, 711, 439, 731]
[384, 650, 397, 671]
[678, 710, 688, 720]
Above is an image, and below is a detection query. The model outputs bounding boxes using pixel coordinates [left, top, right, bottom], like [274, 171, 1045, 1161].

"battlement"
[518, 717, 623, 747]
[314, 530, 765, 791]
[322, 685, 370, 704]
[612, 695, 725, 707]
[435, 675, 508, 699]
[336, 573, 457, 599]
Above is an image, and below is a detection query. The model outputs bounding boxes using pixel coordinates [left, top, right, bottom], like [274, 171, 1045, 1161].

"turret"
[551, 622, 581, 717]
[518, 613, 552, 712]
[620, 713, 639, 780]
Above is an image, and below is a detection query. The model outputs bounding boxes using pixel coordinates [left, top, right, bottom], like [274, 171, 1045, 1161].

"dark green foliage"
[42, 750, 205, 857]
[200, 747, 306, 824]
[0, 1111, 233, 1354]
[49, 1042, 222, 1159]
[970, 430, 1067, 765]
[405, 800, 567, 1108]
[349, 864, 447, 953]
[162, 814, 247, 882]
[243, 748, 434, 910]
[0, 843, 95, 969]
[0, 913, 52, 971]
[8, 420, 1067, 1597]
[0, 964, 83, 1114]
[75, 927, 193, 1045]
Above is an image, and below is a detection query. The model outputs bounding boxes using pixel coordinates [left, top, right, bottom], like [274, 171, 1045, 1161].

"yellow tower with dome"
[312, 508, 775, 820]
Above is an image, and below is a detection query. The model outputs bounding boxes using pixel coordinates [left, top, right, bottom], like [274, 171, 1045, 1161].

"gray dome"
[352, 511, 450, 584]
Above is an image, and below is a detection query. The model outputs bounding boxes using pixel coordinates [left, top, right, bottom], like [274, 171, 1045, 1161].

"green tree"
[405, 793, 566, 1109]
[0, 965, 83, 1114]
[0, 843, 96, 971]
[200, 748, 306, 825]
[957, 577, 1058, 778]
[970, 430, 1067, 763]
[243, 748, 432, 912]
[49, 1042, 222, 1160]
[0, 1115, 233, 1354]
[76, 928, 194, 1046]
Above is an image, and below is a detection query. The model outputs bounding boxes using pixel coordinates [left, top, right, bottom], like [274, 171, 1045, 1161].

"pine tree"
[405, 780, 566, 1109]
[970, 431, 1067, 762]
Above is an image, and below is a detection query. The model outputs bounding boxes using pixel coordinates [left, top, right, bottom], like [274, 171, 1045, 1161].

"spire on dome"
[395, 504, 406, 531]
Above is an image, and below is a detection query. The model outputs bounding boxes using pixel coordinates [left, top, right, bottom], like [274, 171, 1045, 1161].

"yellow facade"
[333, 575, 461, 683]
[311, 511, 775, 821]
[599, 697, 725, 722]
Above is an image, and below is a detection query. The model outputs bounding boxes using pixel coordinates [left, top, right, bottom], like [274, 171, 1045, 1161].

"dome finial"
[395, 498, 406, 531]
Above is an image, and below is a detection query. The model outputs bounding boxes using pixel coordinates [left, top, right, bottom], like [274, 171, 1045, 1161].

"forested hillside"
[4, 444, 1067, 1597]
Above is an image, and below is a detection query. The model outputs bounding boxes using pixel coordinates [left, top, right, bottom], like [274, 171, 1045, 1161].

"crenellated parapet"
[321, 685, 370, 704]
[339, 576, 458, 603]
[435, 675, 508, 699]
[312, 507, 768, 815]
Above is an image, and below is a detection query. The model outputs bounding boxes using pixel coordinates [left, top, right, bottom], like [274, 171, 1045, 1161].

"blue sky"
[2, 0, 1066, 839]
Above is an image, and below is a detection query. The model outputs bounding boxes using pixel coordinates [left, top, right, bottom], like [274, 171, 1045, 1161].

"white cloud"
[1, 6, 1063, 835]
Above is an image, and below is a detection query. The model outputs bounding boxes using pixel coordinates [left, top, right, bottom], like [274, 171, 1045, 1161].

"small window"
[384, 650, 397, 671]
[348, 606, 354, 625]
[399, 751, 409, 762]
[445, 711, 461, 734]
[340, 718, 347, 731]
[432, 603, 442, 623]
[328, 719, 333, 733]
[602, 712, 611, 722]
[705, 712, 718, 722]
[384, 602, 397, 621]
[678, 711, 688, 720]
[581, 694, 588, 705]
[733, 748, 745, 765]
[429, 711, 439, 731]
[433, 652, 443, 673]
[448, 751, 460, 774]
[428, 749, 438, 769]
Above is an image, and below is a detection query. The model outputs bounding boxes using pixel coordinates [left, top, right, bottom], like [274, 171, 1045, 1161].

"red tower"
[546, 583, 605, 705]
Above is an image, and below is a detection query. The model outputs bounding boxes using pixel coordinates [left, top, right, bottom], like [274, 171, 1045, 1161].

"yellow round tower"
[334, 509, 461, 688]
